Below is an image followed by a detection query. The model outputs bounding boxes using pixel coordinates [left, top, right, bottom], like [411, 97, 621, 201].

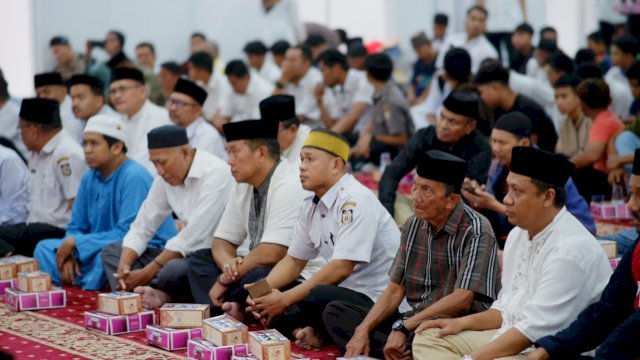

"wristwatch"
[391, 319, 410, 336]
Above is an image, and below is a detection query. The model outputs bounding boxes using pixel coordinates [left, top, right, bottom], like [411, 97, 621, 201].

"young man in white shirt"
[102, 125, 232, 304]
[109, 68, 172, 174]
[412, 146, 612, 359]
[260, 95, 311, 168]
[244, 40, 281, 85]
[34, 72, 85, 145]
[168, 78, 227, 160]
[187, 52, 229, 121]
[69, 74, 115, 122]
[246, 129, 401, 350]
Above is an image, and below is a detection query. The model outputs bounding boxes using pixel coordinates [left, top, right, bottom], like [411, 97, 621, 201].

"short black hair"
[160, 61, 183, 75]
[588, 31, 605, 44]
[304, 34, 327, 47]
[247, 138, 280, 158]
[243, 41, 268, 55]
[108, 30, 125, 48]
[540, 26, 557, 36]
[531, 178, 567, 208]
[49, 36, 69, 47]
[613, 36, 640, 56]
[434, 13, 449, 25]
[364, 53, 393, 81]
[282, 116, 301, 129]
[270, 40, 291, 56]
[225, 60, 250, 78]
[191, 32, 207, 41]
[626, 60, 640, 82]
[575, 62, 603, 80]
[545, 53, 575, 74]
[188, 52, 213, 73]
[103, 134, 127, 154]
[574, 48, 596, 65]
[335, 29, 348, 43]
[467, 5, 488, 18]
[576, 78, 610, 109]
[514, 23, 534, 35]
[291, 45, 313, 62]
[318, 49, 348, 71]
[553, 74, 581, 89]
[475, 62, 510, 85]
[136, 42, 155, 55]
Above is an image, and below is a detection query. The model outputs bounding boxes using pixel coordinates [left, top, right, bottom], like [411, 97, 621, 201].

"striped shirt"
[389, 201, 501, 315]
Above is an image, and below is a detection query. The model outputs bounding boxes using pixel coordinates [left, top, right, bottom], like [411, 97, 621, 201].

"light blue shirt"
[0, 145, 30, 225]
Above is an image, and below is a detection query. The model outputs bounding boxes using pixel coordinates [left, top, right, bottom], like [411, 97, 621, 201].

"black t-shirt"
[495, 94, 558, 152]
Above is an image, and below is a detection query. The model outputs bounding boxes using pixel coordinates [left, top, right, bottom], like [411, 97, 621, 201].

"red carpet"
[0, 287, 341, 359]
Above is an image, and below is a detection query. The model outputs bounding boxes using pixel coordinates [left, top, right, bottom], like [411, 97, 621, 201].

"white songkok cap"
[84, 114, 129, 149]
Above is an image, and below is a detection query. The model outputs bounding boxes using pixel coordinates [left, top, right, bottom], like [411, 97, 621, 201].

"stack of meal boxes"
[4, 256, 66, 311]
[0, 255, 39, 297]
[84, 291, 155, 335]
[146, 303, 210, 351]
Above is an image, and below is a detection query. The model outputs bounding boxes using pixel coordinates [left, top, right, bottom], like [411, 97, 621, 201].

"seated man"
[259, 95, 311, 168]
[326, 150, 501, 359]
[351, 53, 414, 166]
[379, 91, 492, 218]
[407, 31, 437, 106]
[412, 146, 613, 359]
[553, 75, 593, 158]
[33, 115, 174, 290]
[0, 143, 30, 247]
[462, 112, 595, 241]
[244, 40, 281, 84]
[168, 78, 227, 160]
[186, 118, 306, 315]
[69, 74, 116, 123]
[0, 98, 86, 256]
[246, 129, 402, 350]
[528, 149, 640, 360]
[34, 72, 84, 145]
[101, 125, 230, 302]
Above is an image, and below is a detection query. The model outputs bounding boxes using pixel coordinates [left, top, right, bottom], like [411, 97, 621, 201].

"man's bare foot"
[133, 286, 170, 309]
[295, 326, 324, 350]
[221, 301, 244, 322]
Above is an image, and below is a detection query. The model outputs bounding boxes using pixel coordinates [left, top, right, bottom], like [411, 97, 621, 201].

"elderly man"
[412, 147, 612, 359]
[34, 72, 85, 144]
[34, 115, 174, 290]
[102, 125, 231, 304]
[168, 78, 226, 159]
[325, 150, 500, 359]
[109, 67, 171, 174]
[69, 74, 115, 122]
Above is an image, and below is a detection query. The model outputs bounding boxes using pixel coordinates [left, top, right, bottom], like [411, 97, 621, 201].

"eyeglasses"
[108, 85, 142, 96]
[166, 98, 198, 109]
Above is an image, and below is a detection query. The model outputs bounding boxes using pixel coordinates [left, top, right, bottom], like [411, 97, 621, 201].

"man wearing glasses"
[109, 67, 171, 173]
[167, 78, 226, 160]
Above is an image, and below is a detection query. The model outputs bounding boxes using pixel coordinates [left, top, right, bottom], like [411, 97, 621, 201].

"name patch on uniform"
[340, 201, 357, 224]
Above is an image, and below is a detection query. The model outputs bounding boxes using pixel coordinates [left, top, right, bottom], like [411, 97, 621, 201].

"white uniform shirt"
[254, 61, 282, 85]
[482, 0, 525, 32]
[325, 69, 374, 121]
[201, 75, 231, 120]
[186, 117, 227, 160]
[435, 32, 499, 74]
[123, 150, 232, 257]
[605, 67, 633, 119]
[260, 0, 306, 45]
[491, 207, 612, 344]
[120, 100, 172, 174]
[27, 130, 86, 228]
[0, 99, 27, 156]
[220, 75, 275, 123]
[60, 95, 86, 145]
[526, 58, 549, 83]
[282, 124, 311, 168]
[0, 145, 30, 225]
[283, 67, 324, 129]
[287, 173, 401, 303]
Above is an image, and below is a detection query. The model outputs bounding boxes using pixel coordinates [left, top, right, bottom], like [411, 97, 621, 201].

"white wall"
[0, 0, 35, 98]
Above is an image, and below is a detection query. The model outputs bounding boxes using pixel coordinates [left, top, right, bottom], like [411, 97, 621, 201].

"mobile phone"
[88, 40, 104, 48]
[247, 278, 272, 299]
[462, 185, 478, 195]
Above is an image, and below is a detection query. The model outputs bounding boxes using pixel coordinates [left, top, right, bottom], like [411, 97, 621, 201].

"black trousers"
[187, 248, 272, 315]
[272, 284, 375, 341]
[572, 166, 612, 202]
[0, 223, 66, 257]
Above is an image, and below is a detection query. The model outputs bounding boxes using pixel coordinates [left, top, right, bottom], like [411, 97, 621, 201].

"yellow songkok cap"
[302, 129, 350, 162]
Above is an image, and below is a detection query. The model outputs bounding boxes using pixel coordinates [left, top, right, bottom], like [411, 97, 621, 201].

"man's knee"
[187, 249, 216, 277]
[101, 241, 123, 259]
[412, 327, 442, 348]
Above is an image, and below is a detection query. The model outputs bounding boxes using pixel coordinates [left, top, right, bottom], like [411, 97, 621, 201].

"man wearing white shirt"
[412, 146, 612, 359]
[34, 72, 85, 145]
[273, 45, 324, 129]
[261, 0, 306, 45]
[69, 74, 115, 123]
[315, 49, 374, 137]
[244, 40, 281, 85]
[260, 95, 311, 168]
[0, 73, 26, 156]
[577, 62, 633, 122]
[102, 125, 232, 304]
[214, 61, 275, 131]
[525, 39, 556, 83]
[109, 68, 172, 174]
[605, 36, 640, 120]
[188, 52, 229, 121]
[168, 78, 227, 160]
[435, 6, 498, 74]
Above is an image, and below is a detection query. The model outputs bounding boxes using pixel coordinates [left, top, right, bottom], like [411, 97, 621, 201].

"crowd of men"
[3, 1, 640, 359]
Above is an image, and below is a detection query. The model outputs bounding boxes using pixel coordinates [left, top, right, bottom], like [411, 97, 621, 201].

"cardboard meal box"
[17, 271, 51, 293]
[84, 310, 155, 335]
[8, 255, 38, 273]
[5, 287, 66, 311]
[160, 303, 210, 328]
[0, 278, 17, 297]
[0, 259, 17, 280]
[203, 314, 249, 346]
[248, 330, 291, 360]
[146, 324, 203, 351]
[187, 338, 249, 360]
[97, 291, 143, 315]
[599, 240, 618, 259]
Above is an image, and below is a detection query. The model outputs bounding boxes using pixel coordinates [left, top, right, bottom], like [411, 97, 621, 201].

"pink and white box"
[187, 338, 248, 360]
[147, 324, 203, 351]
[84, 310, 155, 335]
[0, 278, 17, 297]
[5, 287, 66, 311]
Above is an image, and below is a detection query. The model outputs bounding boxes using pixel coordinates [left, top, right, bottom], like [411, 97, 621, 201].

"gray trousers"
[101, 241, 192, 302]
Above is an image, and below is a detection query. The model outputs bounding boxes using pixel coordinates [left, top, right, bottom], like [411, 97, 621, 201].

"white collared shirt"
[435, 32, 499, 74]
[220, 75, 275, 123]
[120, 100, 172, 174]
[283, 67, 324, 129]
[287, 173, 401, 303]
[201, 75, 231, 120]
[491, 207, 612, 344]
[282, 124, 310, 169]
[253, 61, 282, 85]
[604, 67, 633, 119]
[526, 58, 549, 83]
[123, 150, 232, 257]
[0, 145, 30, 225]
[325, 69, 374, 120]
[28, 130, 86, 228]
[60, 95, 86, 145]
[186, 117, 227, 160]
